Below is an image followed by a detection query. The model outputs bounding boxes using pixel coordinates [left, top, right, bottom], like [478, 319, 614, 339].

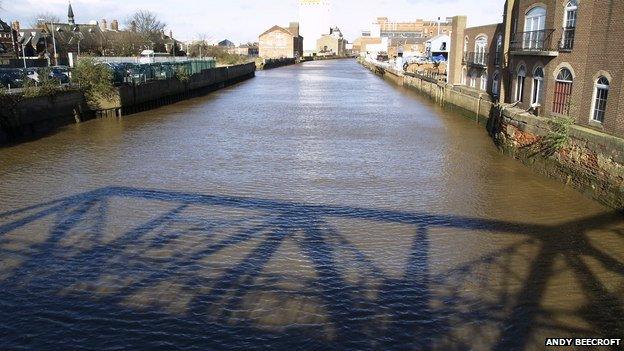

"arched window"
[480, 71, 488, 91]
[531, 66, 544, 106]
[475, 35, 488, 65]
[553, 68, 574, 115]
[495, 34, 503, 66]
[524, 6, 547, 50]
[492, 71, 500, 97]
[562, 1, 578, 50]
[461, 67, 467, 85]
[516, 65, 526, 102]
[470, 70, 478, 88]
[591, 76, 609, 123]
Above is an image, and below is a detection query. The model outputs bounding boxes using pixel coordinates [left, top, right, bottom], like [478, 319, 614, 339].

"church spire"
[68, 2, 75, 25]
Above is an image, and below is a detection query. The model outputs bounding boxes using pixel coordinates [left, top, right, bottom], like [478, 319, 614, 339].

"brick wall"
[508, 0, 624, 138]
[259, 28, 296, 59]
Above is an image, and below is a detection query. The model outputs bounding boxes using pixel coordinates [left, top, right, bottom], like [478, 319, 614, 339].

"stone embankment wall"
[256, 58, 297, 70]
[360, 58, 624, 209]
[0, 91, 91, 144]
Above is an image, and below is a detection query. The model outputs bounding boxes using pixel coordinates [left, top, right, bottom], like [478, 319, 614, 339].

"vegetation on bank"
[72, 58, 116, 108]
[540, 116, 574, 156]
[187, 45, 249, 66]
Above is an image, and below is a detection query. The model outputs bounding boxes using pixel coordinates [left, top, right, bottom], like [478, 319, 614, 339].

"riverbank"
[0, 62, 256, 145]
[359, 58, 624, 209]
[256, 56, 353, 70]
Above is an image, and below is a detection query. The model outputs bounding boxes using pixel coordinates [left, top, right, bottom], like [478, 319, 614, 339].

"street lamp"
[17, 35, 29, 69]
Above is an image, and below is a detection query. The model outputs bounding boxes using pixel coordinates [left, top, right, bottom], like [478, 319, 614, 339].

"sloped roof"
[259, 25, 295, 39]
[0, 19, 12, 32]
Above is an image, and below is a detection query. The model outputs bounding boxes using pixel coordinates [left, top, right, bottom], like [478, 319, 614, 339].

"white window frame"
[590, 76, 609, 123]
[564, 1, 578, 28]
[480, 71, 488, 91]
[470, 71, 477, 88]
[562, 1, 578, 50]
[495, 34, 503, 66]
[492, 71, 500, 96]
[524, 6, 547, 50]
[531, 66, 544, 106]
[474, 35, 488, 65]
[516, 65, 526, 102]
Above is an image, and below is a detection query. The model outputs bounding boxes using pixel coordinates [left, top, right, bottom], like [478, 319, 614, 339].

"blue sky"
[1, 0, 506, 43]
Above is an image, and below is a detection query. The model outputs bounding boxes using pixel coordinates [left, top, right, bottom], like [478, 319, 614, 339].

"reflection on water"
[0, 60, 623, 350]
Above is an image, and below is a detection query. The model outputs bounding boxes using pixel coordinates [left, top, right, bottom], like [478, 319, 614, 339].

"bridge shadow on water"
[0, 187, 623, 350]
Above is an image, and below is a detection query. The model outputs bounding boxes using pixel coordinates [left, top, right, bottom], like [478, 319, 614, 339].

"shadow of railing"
[0, 186, 622, 350]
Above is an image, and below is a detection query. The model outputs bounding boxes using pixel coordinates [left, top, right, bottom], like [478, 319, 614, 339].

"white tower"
[299, 0, 331, 54]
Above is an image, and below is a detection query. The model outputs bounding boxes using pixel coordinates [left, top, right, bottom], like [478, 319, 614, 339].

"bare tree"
[188, 33, 213, 58]
[126, 10, 166, 42]
[30, 12, 61, 27]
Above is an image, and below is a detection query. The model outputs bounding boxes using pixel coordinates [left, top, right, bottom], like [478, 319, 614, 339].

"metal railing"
[560, 27, 576, 51]
[464, 52, 489, 67]
[510, 29, 556, 52]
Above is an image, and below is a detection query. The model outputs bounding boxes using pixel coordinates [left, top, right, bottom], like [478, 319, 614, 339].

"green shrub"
[174, 66, 190, 82]
[543, 116, 574, 154]
[73, 57, 115, 106]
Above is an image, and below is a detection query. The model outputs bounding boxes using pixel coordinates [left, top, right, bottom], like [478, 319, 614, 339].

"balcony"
[463, 52, 489, 68]
[510, 29, 559, 57]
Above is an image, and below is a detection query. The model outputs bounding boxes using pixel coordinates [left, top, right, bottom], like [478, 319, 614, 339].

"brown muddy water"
[0, 59, 622, 350]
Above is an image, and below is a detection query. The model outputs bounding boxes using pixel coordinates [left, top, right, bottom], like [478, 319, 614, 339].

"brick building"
[259, 22, 304, 59]
[449, 0, 624, 138]
[458, 24, 505, 94]
[505, 0, 624, 136]
[316, 26, 346, 56]
[0, 19, 17, 59]
[375, 17, 452, 40]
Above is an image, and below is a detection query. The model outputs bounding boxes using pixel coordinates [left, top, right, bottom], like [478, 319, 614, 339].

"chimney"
[99, 19, 107, 31]
[11, 21, 20, 31]
[288, 22, 299, 37]
[110, 19, 119, 31]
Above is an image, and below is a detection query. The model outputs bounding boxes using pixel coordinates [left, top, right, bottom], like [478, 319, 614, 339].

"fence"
[99, 59, 217, 86]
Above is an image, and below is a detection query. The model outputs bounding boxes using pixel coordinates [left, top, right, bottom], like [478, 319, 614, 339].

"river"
[0, 59, 622, 350]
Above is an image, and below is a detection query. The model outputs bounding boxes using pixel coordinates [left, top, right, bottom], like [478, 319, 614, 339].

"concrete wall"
[360, 58, 624, 209]
[0, 91, 90, 144]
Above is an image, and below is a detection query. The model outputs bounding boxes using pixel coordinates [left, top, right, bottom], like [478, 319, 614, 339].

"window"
[492, 71, 500, 97]
[553, 68, 573, 115]
[461, 67, 467, 85]
[480, 71, 488, 91]
[562, 1, 578, 50]
[531, 66, 544, 106]
[495, 34, 503, 66]
[524, 6, 547, 50]
[591, 76, 609, 123]
[475, 35, 487, 65]
[470, 70, 477, 88]
[516, 65, 526, 102]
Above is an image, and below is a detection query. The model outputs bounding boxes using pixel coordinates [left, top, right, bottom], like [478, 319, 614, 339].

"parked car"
[49, 66, 70, 84]
[0, 69, 25, 88]
[23, 68, 40, 83]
